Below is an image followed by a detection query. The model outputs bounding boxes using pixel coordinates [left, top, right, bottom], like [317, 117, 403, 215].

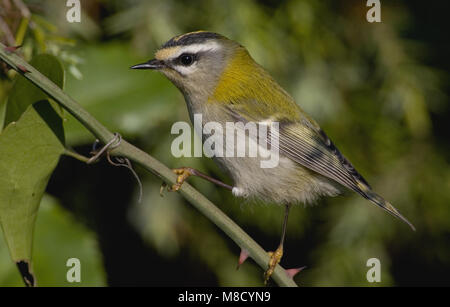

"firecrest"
[132, 31, 414, 284]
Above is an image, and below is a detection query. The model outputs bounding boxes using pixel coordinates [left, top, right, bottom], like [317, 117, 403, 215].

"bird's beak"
[130, 59, 164, 70]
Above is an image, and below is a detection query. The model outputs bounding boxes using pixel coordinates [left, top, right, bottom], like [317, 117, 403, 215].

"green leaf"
[4, 54, 65, 127]
[0, 103, 65, 285]
[0, 54, 65, 286]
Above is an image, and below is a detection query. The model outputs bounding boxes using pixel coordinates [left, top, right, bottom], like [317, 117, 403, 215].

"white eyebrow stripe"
[169, 41, 221, 59]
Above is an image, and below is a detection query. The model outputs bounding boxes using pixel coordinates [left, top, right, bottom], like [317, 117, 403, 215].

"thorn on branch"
[4, 45, 22, 53]
[237, 249, 250, 270]
[16, 64, 29, 73]
[160, 182, 167, 197]
[285, 266, 307, 279]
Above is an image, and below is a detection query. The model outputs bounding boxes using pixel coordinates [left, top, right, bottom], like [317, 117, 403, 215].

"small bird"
[132, 31, 415, 284]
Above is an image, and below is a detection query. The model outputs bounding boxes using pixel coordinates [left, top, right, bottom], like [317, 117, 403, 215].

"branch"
[0, 43, 298, 287]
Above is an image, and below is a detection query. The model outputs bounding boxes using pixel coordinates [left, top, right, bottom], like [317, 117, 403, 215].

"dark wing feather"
[278, 121, 415, 230]
[225, 106, 415, 230]
[277, 121, 370, 194]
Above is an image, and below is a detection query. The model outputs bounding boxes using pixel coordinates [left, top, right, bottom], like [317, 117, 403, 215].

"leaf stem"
[0, 43, 298, 287]
[63, 148, 90, 163]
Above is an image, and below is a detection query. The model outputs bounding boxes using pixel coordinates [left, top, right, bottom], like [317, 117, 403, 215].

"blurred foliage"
[0, 0, 449, 286]
[0, 194, 105, 286]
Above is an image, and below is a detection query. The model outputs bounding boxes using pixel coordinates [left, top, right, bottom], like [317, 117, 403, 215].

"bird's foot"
[160, 166, 233, 196]
[264, 245, 283, 285]
[169, 167, 194, 192]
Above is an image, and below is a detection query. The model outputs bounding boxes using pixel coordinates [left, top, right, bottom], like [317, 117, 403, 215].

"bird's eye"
[179, 53, 194, 66]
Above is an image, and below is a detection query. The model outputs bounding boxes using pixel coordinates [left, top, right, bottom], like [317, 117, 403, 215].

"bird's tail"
[359, 185, 415, 231]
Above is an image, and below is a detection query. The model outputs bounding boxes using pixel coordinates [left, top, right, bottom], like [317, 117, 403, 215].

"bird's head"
[131, 31, 254, 100]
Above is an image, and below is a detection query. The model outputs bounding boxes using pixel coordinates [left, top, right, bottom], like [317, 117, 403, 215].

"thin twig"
[0, 16, 16, 46]
[12, 0, 31, 18]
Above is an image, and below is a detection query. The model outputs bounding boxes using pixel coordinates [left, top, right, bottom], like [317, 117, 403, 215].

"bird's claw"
[160, 167, 193, 195]
[264, 245, 283, 285]
[159, 182, 167, 197]
[170, 167, 193, 191]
